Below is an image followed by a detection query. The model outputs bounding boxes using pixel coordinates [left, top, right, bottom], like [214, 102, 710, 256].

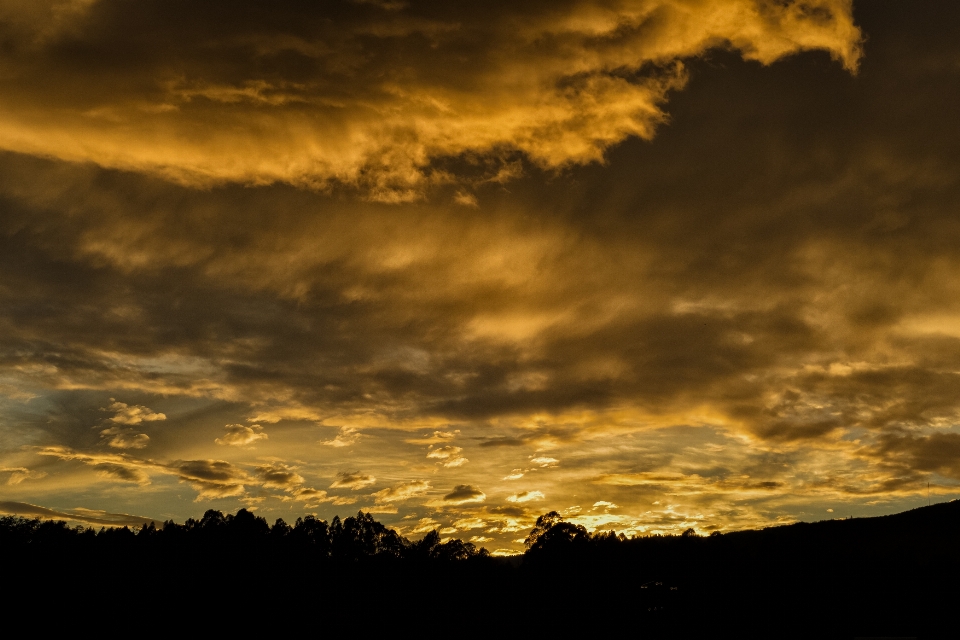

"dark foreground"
[6, 501, 960, 637]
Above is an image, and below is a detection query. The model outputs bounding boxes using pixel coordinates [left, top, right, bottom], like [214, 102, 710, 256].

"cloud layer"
[2, 2, 960, 552]
[0, 0, 860, 199]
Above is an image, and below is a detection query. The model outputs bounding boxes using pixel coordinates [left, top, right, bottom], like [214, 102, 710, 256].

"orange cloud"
[0, 0, 861, 199]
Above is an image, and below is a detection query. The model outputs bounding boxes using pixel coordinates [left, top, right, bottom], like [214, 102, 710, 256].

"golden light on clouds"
[0, 0, 859, 200]
[2, 0, 960, 552]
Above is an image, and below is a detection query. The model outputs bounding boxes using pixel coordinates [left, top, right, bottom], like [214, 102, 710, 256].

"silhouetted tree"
[409, 530, 441, 560]
[227, 508, 269, 542]
[527, 521, 590, 557]
[437, 539, 481, 561]
[137, 521, 157, 539]
[270, 517, 292, 540]
[524, 511, 563, 549]
[200, 509, 226, 530]
[332, 511, 407, 560]
[292, 515, 330, 557]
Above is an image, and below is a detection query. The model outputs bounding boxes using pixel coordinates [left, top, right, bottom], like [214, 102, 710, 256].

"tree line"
[0, 508, 492, 563]
[0, 506, 718, 564]
[5, 501, 960, 566]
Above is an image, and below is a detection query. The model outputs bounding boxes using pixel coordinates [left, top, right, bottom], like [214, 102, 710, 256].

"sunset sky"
[2, 0, 959, 554]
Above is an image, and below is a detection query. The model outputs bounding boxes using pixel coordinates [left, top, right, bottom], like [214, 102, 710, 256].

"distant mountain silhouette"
[3, 502, 958, 637]
[522, 500, 960, 565]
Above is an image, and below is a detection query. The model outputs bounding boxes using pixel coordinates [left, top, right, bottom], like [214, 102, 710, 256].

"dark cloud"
[254, 463, 331, 503]
[173, 459, 245, 484]
[34, 445, 332, 502]
[734, 365, 960, 441]
[443, 485, 485, 504]
[94, 463, 150, 485]
[254, 463, 304, 489]
[171, 459, 250, 499]
[330, 472, 376, 490]
[875, 433, 960, 482]
[742, 481, 784, 491]
[36, 447, 162, 486]
[291, 487, 329, 501]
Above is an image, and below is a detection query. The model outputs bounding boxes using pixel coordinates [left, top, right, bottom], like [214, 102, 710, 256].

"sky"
[2, 0, 959, 554]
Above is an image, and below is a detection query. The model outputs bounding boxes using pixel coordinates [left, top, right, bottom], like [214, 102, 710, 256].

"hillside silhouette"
[4, 502, 959, 636]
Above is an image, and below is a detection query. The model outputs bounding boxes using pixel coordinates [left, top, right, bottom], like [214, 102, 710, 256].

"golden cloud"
[427, 445, 468, 468]
[507, 490, 545, 503]
[0, 467, 47, 485]
[439, 484, 486, 505]
[370, 480, 431, 503]
[330, 471, 377, 490]
[216, 424, 268, 447]
[0, 0, 861, 199]
[0, 500, 158, 528]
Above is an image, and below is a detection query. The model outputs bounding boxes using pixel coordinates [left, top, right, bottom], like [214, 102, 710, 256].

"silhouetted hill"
[516, 503, 960, 637]
[717, 499, 960, 563]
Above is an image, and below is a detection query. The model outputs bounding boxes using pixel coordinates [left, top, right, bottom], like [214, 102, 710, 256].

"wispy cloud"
[320, 427, 362, 448]
[0, 501, 157, 528]
[370, 480, 430, 503]
[330, 471, 377, 490]
[507, 491, 544, 503]
[427, 445, 468, 468]
[0, 467, 47, 485]
[102, 400, 166, 425]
